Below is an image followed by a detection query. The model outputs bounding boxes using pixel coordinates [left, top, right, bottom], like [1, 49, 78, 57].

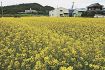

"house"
[73, 8, 87, 17]
[49, 7, 69, 17]
[87, 3, 103, 11]
[87, 3, 105, 17]
[18, 8, 37, 14]
[25, 8, 37, 13]
[72, 3, 104, 17]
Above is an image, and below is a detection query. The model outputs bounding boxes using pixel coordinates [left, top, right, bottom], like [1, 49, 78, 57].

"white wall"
[49, 7, 69, 17]
[25, 10, 37, 13]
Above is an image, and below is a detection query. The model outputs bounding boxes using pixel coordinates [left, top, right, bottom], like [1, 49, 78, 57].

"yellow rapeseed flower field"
[0, 17, 105, 70]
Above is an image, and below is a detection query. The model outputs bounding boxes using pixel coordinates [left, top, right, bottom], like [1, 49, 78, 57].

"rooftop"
[88, 3, 103, 7]
[74, 8, 87, 11]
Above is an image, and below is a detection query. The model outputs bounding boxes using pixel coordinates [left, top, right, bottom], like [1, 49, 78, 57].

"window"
[60, 14, 63, 17]
[60, 10, 63, 12]
[64, 13, 68, 15]
[64, 13, 69, 17]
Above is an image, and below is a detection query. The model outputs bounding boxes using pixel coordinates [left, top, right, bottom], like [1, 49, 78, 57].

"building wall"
[49, 7, 69, 17]
[25, 10, 37, 13]
[94, 14, 105, 18]
[25, 8, 37, 13]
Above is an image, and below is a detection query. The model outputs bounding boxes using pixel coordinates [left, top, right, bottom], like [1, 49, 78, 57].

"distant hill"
[0, 3, 54, 15]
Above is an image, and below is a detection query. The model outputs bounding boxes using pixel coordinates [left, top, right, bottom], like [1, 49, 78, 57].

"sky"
[0, 0, 105, 9]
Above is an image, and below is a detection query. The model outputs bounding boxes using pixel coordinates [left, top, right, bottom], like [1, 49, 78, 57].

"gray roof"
[74, 8, 87, 11]
[88, 3, 103, 7]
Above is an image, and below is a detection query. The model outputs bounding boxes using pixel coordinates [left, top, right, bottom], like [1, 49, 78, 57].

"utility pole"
[1, 2, 3, 17]
[71, 2, 75, 9]
[57, 0, 59, 8]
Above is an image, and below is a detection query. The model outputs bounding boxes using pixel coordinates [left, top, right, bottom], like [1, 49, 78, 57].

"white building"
[49, 7, 69, 17]
[25, 8, 37, 13]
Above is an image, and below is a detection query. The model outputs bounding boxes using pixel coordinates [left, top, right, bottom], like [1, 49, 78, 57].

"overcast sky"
[0, 0, 105, 9]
